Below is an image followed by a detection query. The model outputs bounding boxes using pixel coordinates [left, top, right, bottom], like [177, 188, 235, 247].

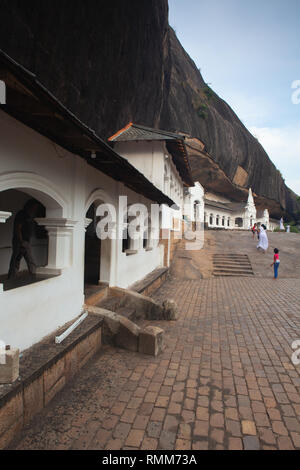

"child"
[271, 248, 280, 279]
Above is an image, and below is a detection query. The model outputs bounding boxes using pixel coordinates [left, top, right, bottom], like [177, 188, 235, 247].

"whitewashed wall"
[0, 111, 164, 351]
[114, 139, 186, 237]
[205, 207, 233, 229]
[184, 182, 204, 223]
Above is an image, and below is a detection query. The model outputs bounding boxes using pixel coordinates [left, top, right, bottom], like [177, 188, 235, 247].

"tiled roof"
[109, 123, 185, 142]
[109, 123, 194, 187]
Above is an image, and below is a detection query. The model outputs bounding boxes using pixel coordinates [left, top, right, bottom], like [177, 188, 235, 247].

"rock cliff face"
[0, 0, 299, 218]
[159, 29, 300, 218]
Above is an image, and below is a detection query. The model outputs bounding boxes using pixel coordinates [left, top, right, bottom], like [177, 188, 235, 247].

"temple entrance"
[84, 201, 112, 299]
[84, 204, 101, 285]
[235, 217, 244, 228]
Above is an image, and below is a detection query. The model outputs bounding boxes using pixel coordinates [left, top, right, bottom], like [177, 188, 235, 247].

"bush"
[274, 225, 299, 233]
[196, 103, 208, 119]
[203, 85, 214, 100]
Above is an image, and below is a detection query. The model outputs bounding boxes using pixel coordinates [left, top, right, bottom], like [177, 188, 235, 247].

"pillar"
[35, 218, 78, 275]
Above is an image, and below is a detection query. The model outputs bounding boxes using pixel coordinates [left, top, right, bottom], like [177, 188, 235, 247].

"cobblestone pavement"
[9, 278, 300, 450]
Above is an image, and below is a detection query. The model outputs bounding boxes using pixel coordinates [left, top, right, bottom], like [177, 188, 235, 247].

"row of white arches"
[205, 213, 231, 227]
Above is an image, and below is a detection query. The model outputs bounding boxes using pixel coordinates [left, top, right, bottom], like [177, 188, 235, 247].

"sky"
[168, 0, 300, 195]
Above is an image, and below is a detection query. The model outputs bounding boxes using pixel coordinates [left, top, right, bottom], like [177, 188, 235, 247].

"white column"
[0, 211, 12, 223]
[35, 218, 78, 275]
[108, 223, 117, 286]
[84, 218, 93, 231]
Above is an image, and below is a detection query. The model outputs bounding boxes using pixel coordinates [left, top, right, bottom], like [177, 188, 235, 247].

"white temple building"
[204, 188, 277, 230]
[0, 51, 282, 354]
[109, 123, 201, 263]
[0, 56, 196, 352]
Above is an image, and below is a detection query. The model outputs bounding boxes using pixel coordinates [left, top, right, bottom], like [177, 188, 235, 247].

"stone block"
[23, 376, 44, 425]
[0, 347, 19, 384]
[115, 317, 140, 352]
[64, 348, 78, 381]
[162, 300, 178, 321]
[43, 357, 65, 393]
[76, 335, 93, 364]
[44, 375, 66, 406]
[139, 326, 164, 357]
[87, 306, 120, 335]
[0, 418, 23, 450]
[0, 392, 23, 439]
[77, 329, 101, 368]
[109, 287, 165, 321]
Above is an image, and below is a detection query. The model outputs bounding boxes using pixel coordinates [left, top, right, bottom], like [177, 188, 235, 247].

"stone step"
[213, 253, 248, 257]
[213, 264, 253, 271]
[115, 307, 137, 322]
[214, 264, 251, 268]
[214, 262, 251, 267]
[214, 260, 251, 264]
[213, 264, 252, 269]
[85, 284, 109, 306]
[213, 273, 254, 278]
[214, 255, 251, 258]
[98, 296, 120, 310]
[212, 253, 254, 277]
[213, 268, 253, 274]
[214, 268, 253, 274]
[213, 253, 248, 258]
[213, 259, 250, 263]
[213, 255, 248, 259]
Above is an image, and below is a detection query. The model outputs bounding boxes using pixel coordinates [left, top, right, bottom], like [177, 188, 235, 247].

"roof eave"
[0, 49, 177, 208]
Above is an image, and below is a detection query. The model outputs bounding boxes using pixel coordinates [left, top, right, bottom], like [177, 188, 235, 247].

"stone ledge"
[130, 267, 169, 296]
[0, 314, 102, 449]
[86, 305, 165, 356]
[125, 249, 138, 256]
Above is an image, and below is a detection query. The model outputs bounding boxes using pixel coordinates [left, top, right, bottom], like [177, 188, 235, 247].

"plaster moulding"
[0, 211, 12, 223]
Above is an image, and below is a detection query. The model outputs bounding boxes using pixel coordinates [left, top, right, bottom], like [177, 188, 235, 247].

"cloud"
[249, 123, 300, 195]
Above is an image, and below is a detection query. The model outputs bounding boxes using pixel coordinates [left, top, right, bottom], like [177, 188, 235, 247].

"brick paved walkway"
[9, 278, 300, 450]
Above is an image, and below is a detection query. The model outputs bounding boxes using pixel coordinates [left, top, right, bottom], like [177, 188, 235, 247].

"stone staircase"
[99, 296, 139, 323]
[213, 253, 254, 277]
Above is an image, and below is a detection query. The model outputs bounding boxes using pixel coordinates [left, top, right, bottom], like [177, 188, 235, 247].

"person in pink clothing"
[270, 248, 280, 279]
[251, 223, 257, 240]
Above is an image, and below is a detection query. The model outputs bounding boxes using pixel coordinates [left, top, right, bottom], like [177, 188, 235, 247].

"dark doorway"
[235, 217, 244, 228]
[84, 204, 101, 285]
